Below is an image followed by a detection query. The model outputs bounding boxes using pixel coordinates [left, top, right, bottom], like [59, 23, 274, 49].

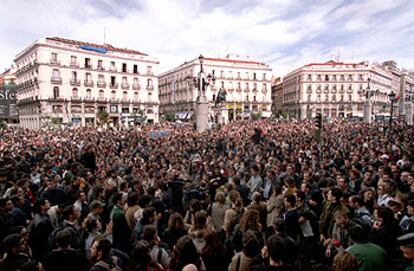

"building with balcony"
[282, 60, 408, 120]
[271, 77, 283, 115]
[14, 37, 159, 129]
[159, 54, 272, 121]
[0, 66, 19, 125]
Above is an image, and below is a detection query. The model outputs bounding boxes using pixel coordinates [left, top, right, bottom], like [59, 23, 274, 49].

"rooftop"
[304, 60, 361, 67]
[46, 37, 148, 56]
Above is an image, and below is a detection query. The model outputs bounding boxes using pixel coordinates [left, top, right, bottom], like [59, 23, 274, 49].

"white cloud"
[0, 0, 413, 77]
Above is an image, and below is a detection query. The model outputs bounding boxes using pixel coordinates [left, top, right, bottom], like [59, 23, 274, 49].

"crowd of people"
[0, 119, 413, 271]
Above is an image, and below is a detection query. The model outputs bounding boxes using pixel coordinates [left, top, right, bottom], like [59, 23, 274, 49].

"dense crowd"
[0, 119, 414, 271]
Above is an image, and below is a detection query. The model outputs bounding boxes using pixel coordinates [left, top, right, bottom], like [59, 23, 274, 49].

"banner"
[149, 130, 170, 139]
[0, 85, 18, 118]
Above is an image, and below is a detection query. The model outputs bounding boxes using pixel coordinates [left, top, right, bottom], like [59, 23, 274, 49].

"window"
[86, 73, 92, 82]
[111, 76, 116, 85]
[246, 95, 249, 101]
[348, 84, 352, 90]
[245, 72, 249, 79]
[70, 56, 77, 64]
[147, 66, 152, 75]
[332, 95, 336, 101]
[53, 87, 59, 98]
[325, 75, 329, 81]
[212, 94, 216, 101]
[98, 60, 103, 69]
[263, 73, 266, 80]
[52, 69, 60, 78]
[228, 71, 233, 79]
[147, 78, 153, 86]
[348, 94, 352, 101]
[262, 83, 267, 91]
[237, 82, 241, 90]
[333, 75, 337, 81]
[220, 71, 224, 78]
[237, 72, 241, 79]
[307, 74, 312, 81]
[317, 94, 321, 102]
[134, 92, 139, 100]
[340, 74, 345, 81]
[85, 58, 91, 68]
[253, 96, 256, 102]
[317, 75, 322, 81]
[51, 52, 57, 62]
[98, 74, 104, 82]
[71, 71, 77, 80]
[122, 63, 127, 72]
[317, 84, 321, 91]
[133, 64, 138, 74]
[86, 89, 92, 98]
[111, 90, 116, 99]
[123, 91, 128, 99]
[99, 90, 104, 99]
[133, 78, 138, 84]
[221, 82, 225, 89]
[253, 73, 257, 80]
[307, 94, 311, 102]
[348, 75, 353, 81]
[340, 84, 344, 91]
[253, 83, 257, 90]
[358, 74, 363, 80]
[72, 88, 78, 97]
[122, 77, 127, 84]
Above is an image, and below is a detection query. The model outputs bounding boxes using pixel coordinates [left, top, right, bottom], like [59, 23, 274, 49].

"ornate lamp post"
[388, 91, 396, 133]
[186, 55, 215, 132]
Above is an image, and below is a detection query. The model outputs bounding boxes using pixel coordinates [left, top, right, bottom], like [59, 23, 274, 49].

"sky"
[1, 0, 414, 76]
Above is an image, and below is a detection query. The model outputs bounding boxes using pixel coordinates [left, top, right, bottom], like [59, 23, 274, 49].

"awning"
[261, 111, 272, 118]
[180, 111, 188, 119]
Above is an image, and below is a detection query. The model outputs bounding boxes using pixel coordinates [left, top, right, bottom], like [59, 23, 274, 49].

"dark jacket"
[29, 213, 54, 260]
[43, 248, 87, 271]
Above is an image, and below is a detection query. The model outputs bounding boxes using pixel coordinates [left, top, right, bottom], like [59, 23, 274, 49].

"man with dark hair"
[247, 165, 263, 200]
[319, 187, 349, 244]
[142, 225, 170, 269]
[49, 205, 81, 250]
[283, 194, 299, 239]
[0, 197, 13, 241]
[271, 218, 298, 266]
[347, 221, 386, 271]
[349, 195, 372, 226]
[90, 239, 121, 271]
[43, 231, 86, 271]
[125, 192, 140, 230]
[29, 198, 53, 260]
[0, 233, 30, 271]
[255, 234, 296, 271]
[111, 192, 131, 253]
[10, 194, 27, 227]
[132, 207, 158, 244]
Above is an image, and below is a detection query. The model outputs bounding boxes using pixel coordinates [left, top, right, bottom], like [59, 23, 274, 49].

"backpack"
[94, 257, 123, 271]
[48, 223, 80, 249]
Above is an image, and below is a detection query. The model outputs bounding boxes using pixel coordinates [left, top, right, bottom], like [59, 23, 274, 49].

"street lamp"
[388, 90, 396, 133]
[186, 54, 215, 132]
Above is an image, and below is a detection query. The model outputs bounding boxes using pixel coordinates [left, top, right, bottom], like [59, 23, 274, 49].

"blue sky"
[1, 0, 413, 76]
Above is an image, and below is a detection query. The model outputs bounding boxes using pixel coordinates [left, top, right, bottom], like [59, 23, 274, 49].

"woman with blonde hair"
[333, 251, 359, 271]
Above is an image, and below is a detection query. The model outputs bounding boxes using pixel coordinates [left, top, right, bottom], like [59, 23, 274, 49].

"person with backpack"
[228, 230, 261, 271]
[142, 225, 170, 270]
[49, 205, 82, 250]
[90, 238, 122, 271]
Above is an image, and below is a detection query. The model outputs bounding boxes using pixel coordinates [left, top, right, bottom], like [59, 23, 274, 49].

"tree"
[96, 110, 109, 126]
[0, 119, 6, 130]
[164, 112, 175, 122]
[251, 112, 262, 120]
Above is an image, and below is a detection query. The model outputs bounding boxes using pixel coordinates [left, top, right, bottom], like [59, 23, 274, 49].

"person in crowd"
[325, 211, 351, 258]
[89, 238, 121, 271]
[142, 225, 170, 269]
[110, 192, 131, 253]
[43, 231, 86, 271]
[0, 233, 31, 271]
[210, 191, 229, 231]
[266, 185, 284, 234]
[347, 220, 387, 271]
[332, 251, 359, 271]
[228, 230, 261, 271]
[169, 235, 205, 271]
[29, 198, 53, 261]
[161, 212, 188, 250]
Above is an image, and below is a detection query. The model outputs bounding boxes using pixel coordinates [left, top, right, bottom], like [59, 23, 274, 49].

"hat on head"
[398, 233, 414, 248]
[89, 200, 105, 210]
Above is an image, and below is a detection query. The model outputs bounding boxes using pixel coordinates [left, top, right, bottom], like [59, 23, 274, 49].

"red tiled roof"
[304, 60, 360, 67]
[47, 37, 148, 56]
[204, 57, 263, 65]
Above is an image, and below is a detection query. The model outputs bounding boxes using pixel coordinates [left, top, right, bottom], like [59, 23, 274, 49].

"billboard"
[0, 85, 18, 118]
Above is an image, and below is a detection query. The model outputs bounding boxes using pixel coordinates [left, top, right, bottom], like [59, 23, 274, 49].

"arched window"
[53, 87, 59, 98]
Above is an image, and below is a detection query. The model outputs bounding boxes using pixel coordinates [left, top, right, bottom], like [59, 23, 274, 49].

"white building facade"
[282, 60, 400, 120]
[159, 55, 272, 122]
[15, 37, 159, 129]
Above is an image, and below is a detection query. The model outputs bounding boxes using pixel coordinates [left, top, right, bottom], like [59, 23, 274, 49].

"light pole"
[186, 55, 215, 132]
[388, 91, 396, 133]
[405, 88, 413, 125]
